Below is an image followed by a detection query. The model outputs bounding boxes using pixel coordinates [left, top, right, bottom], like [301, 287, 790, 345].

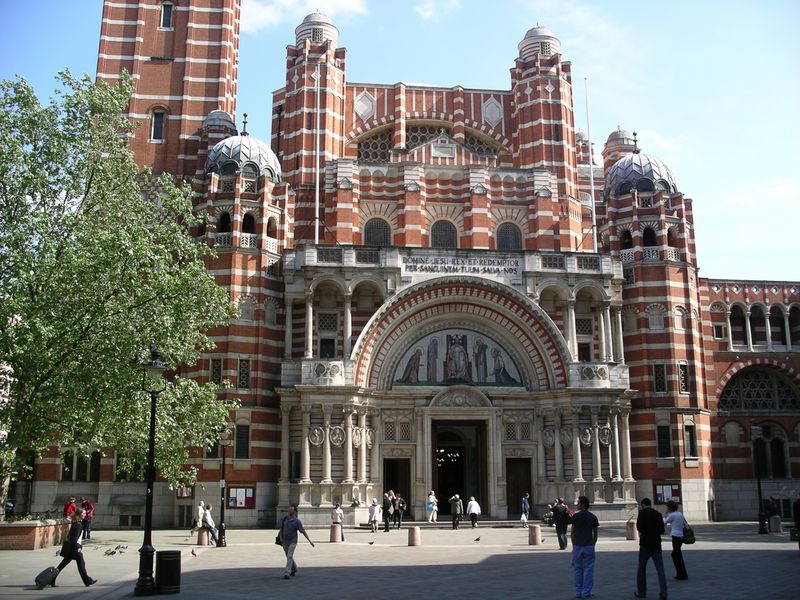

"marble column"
[370, 411, 380, 483]
[535, 410, 546, 480]
[620, 408, 633, 481]
[572, 409, 584, 482]
[554, 410, 564, 480]
[357, 407, 367, 483]
[614, 306, 625, 364]
[603, 303, 614, 362]
[568, 301, 578, 359]
[304, 291, 314, 358]
[784, 310, 793, 349]
[415, 408, 425, 486]
[300, 405, 311, 483]
[321, 404, 332, 483]
[745, 309, 754, 351]
[611, 409, 622, 481]
[591, 409, 603, 481]
[343, 408, 354, 484]
[283, 298, 293, 359]
[343, 294, 353, 357]
[764, 311, 773, 351]
[279, 404, 291, 482]
[598, 309, 608, 363]
[726, 310, 734, 351]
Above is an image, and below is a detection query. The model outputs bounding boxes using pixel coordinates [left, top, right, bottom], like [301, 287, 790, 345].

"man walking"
[449, 494, 464, 529]
[277, 506, 315, 579]
[521, 493, 530, 527]
[635, 497, 667, 600]
[553, 498, 571, 549]
[570, 495, 599, 599]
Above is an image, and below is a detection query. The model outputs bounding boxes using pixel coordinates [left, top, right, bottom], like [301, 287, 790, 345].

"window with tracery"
[357, 129, 392, 162]
[431, 220, 457, 248]
[719, 368, 800, 411]
[497, 222, 522, 250]
[464, 133, 497, 155]
[406, 125, 448, 149]
[364, 218, 391, 246]
[753, 424, 788, 478]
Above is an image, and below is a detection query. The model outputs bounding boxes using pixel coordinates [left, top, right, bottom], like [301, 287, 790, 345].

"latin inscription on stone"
[401, 255, 521, 276]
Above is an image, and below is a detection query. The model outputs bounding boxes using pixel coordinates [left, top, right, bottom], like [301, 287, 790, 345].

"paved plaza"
[2, 522, 797, 600]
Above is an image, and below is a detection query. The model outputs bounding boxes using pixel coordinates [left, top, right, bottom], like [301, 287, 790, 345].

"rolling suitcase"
[35, 566, 58, 589]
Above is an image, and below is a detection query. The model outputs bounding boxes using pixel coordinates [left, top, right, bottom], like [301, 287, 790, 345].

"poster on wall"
[394, 329, 520, 387]
[654, 482, 682, 505]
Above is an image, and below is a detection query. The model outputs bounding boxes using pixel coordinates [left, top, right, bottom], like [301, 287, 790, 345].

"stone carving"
[308, 426, 324, 446]
[385, 447, 413, 457]
[580, 427, 593, 446]
[560, 429, 572, 447]
[542, 428, 555, 448]
[598, 426, 612, 446]
[329, 425, 346, 447]
[366, 428, 375, 449]
[505, 447, 533, 457]
[581, 366, 609, 380]
[352, 427, 363, 448]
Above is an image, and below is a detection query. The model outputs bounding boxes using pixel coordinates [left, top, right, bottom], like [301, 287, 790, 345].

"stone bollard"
[329, 523, 342, 543]
[408, 526, 422, 546]
[197, 529, 209, 546]
[528, 523, 542, 545]
[626, 520, 639, 541]
[769, 515, 782, 533]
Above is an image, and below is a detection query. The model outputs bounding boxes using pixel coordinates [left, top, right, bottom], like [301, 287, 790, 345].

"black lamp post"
[218, 428, 233, 548]
[135, 347, 167, 596]
[752, 423, 768, 535]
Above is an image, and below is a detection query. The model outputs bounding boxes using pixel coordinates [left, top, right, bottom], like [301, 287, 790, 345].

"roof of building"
[202, 110, 236, 132]
[604, 150, 677, 198]
[301, 11, 334, 25]
[204, 134, 282, 182]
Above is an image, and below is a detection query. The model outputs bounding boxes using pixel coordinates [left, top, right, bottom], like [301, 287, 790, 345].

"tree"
[0, 71, 238, 498]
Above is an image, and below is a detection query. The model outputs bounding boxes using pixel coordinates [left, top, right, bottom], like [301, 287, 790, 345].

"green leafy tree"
[0, 71, 237, 500]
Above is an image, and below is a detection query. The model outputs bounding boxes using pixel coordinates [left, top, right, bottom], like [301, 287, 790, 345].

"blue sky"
[1, 0, 798, 281]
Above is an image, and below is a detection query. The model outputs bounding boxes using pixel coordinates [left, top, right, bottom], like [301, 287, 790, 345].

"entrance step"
[357, 520, 554, 530]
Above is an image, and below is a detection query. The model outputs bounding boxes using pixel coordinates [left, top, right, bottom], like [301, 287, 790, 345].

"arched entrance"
[432, 421, 487, 515]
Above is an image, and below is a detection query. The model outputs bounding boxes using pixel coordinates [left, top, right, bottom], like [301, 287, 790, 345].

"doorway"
[432, 421, 487, 515]
[505, 458, 532, 519]
[383, 458, 412, 519]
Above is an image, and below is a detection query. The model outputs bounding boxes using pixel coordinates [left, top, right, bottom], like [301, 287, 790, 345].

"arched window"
[719, 367, 800, 411]
[749, 306, 767, 344]
[646, 305, 665, 331]
[769, 306, 787, 345]
[729, 305, 747, 345]
[238, 296, 256, 321]
[364, 218, 391, 246]
[267, 217, 277, 238]
[497, 222, 522, 250]
[642, 227, 657, 247]
[151, 109, 166, 141]
[673, 307, 688, 331]
[620, 229, 633, 250]
[752, 424, 788, 479]
[431, 220, 457, 249]
[242, 213, 256, 234]
[160, 2, 174, 28]
[217, 212, 231, 233]
[667, 227, 680, 248]
[636, 178, 655, 193]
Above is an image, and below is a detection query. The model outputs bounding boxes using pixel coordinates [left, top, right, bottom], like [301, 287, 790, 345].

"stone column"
[321, 404, 333, 483]
[370, 410, 380, 483]
[357, 407, 367, 482]
[572, 409, 584, 482]
[784, 310, 793, 349]
[535, 410, 546, 480]
[300, 405, 311, 483]
[603, 302, 614, 362]
[343, 408, 354, 484]
[568, 301, 578, 358]
[726, 310, 734, 351]
[764, 310, 773, 351]
[415, 408, 425, 487]
[611, 409, 622, 481]
[745, 309, 754, 351]
[554, 410, 564, 480]
[304, 291, 314, 358]
[598, 309, 608, 363]
[343, 293, 353, 357]
[591, 409, 603, 481]
[279, 404, 291, 482]
[283, 298, 293, 359]
[614, 306, 625, 364]
[620, 408, 633, 481]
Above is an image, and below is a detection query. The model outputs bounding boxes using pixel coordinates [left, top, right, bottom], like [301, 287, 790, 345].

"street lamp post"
[134, 347, 167, 596]
[752, 424, 768, 535]
[218, 428, 233, 548]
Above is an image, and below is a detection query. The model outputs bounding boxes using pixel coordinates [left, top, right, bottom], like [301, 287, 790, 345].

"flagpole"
[584, 77, 598, 253]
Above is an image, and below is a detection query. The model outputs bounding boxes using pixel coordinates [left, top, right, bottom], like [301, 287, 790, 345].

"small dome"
[518, 25, 561, 60]
[604, 151, 677, 199]
[202, 110, 236, 133]
[605, 127, 636, 148]
[205, 135, 281, 183]
[295, 11, 339, 48]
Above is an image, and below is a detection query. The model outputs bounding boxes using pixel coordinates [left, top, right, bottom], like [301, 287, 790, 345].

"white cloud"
[414, 0, 461, 22]
[240, 0, 367, 33]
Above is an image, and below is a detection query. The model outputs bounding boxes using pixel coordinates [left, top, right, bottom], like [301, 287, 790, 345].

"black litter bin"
[155, 550, 181, 594]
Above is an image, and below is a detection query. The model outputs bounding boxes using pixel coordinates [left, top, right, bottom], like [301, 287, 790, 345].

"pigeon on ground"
[474, 537, 481, 542]
[191, 549, 197, 557]
[368, 541, 374, 545]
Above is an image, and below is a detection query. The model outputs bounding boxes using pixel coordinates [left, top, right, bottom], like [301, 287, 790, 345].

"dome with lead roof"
[604, 150, 677, 199]
[202, 110, 236, 133]
[518, 25, 561, 60]
[205, 134, 281, 182]
[295, 11, 339, 47]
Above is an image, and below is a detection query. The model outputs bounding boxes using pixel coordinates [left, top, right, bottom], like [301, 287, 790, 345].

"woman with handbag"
[53, 507, 97, 587]
[663, 500, 689, 580]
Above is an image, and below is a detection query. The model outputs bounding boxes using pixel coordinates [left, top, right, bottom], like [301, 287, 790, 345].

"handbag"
[682, 518, 696, 544]
[275, 534, 282, 546]
[59, 541, 71, 557]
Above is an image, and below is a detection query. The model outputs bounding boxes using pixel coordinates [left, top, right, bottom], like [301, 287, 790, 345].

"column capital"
[281, 404, 292, 418]
[322, 403, 333, 419]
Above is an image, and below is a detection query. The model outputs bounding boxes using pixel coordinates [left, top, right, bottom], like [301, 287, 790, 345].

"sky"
[1, 0, 798, 282]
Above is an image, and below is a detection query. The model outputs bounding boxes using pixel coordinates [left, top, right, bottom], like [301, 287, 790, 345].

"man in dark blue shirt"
[635, 497, 667, 600]
[570, 496, 599, 599]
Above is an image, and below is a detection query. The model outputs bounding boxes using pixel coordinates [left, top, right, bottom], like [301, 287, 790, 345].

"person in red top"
[80, 497, 95, 540]
[63, 497, 77, 518]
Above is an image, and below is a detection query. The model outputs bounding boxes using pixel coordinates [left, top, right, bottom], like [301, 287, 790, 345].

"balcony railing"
[215, 232, 232, 247]
[643, 247, 660, 262]
[664, 247, 680, 262]
[265, 237, 279, 254]
[240, 233, 258, 249]
[620, 248, 635, 263]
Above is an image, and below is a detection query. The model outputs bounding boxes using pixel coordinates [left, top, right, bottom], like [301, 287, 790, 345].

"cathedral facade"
[21, 1, 800, 529]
